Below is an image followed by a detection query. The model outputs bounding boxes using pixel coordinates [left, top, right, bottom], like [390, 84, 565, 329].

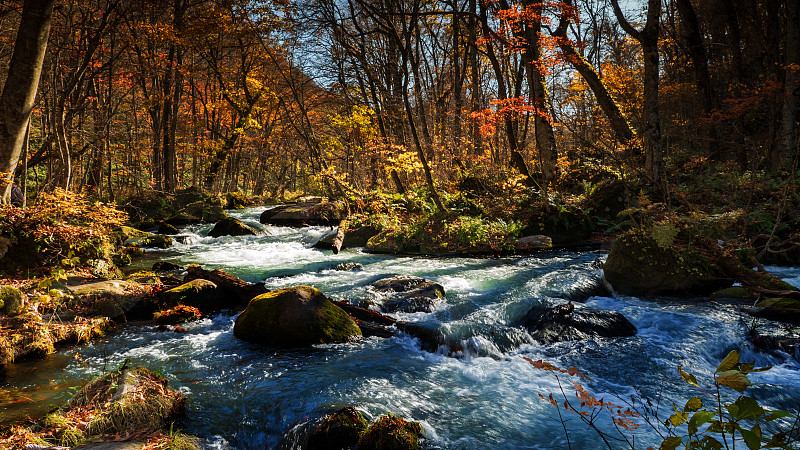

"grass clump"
[0, 366, 191, 448]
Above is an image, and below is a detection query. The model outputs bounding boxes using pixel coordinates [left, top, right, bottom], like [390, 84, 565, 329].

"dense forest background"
[0, 0, 798, 204]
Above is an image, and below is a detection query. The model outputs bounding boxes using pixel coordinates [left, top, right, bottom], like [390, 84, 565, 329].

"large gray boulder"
[71, 280, 154, 320]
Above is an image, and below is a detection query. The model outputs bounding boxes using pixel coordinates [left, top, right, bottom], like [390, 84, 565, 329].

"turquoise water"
[2, 206, 799, 449]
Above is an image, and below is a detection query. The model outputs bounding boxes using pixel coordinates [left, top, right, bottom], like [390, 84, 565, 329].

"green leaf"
[738, 425, 761, 450]
[727, 397, 766, 420]
[660, 436, 684, 450]
[688, 410, 716, 435]
[684, 397, 703, 413]
[765, 410, 793, 421]
[717, 370, 752, 392]
[716, 350, 740, 373]
[738, 362, 772, 374]
[698, 436, 724, 450]
[679, 365, 701, 388]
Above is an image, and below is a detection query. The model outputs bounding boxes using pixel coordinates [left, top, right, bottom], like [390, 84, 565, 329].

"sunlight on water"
[4, 206, 799, 449]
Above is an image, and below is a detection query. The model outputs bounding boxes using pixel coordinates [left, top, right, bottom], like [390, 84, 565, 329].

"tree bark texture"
[0, 0, 55, 203]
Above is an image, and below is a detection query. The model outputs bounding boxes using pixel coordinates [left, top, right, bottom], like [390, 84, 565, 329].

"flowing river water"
[2, 206, 800, 449]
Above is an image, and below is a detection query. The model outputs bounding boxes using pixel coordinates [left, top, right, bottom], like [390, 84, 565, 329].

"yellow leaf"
[717, 370, 751, 392]
[715, 350, 740, 373]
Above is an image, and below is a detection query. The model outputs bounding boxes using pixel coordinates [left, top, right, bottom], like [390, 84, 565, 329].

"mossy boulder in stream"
[602, 230, 731, 296]
[208, 217, 258, 238]
[158, 279, 229, 313]
[747, 297, 800, 325]
[123, 228, 173, 249]
[233, 286, 361, 346]
[358, 414, 424, 450]
[306, 406, 369, 450]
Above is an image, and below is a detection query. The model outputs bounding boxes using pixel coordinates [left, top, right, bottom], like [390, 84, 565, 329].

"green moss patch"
[307, 406, 369, 449]
[358, 414, 423, 450]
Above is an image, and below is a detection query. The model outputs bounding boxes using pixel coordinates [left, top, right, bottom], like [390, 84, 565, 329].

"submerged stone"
[748, 297, 800, 325]
[233, 285, 361, 346]
[152, 261, 183, 272]
[711, 286, 754, 299]
[332, 262, 364, 271]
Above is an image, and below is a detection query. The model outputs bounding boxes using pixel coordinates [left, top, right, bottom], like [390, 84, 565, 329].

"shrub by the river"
[0, 189, 127, 273]
[530, 351, 800, 449]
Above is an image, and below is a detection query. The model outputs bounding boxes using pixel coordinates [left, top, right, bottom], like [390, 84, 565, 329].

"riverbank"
[1, 173, 799, 447]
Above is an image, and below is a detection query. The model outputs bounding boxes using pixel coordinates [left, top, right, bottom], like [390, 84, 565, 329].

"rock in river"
[370, 276, 445, 313]
[260, 201, 347, 227]
[602, 230, 730, 296]
[520, 301, 636, 344]
[208, 217, 258, 238]
[233, 285, 362, 346]
[358, 414, 424, 450]
[306, 406, 370, 450]
[158, 279, 230, 313]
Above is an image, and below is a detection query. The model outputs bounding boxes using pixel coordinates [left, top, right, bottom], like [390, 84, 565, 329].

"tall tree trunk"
[612, 0, 663, 186]
[479, 0, 532, 182]
[521, 0, 558, 182]
[675, 0, 715, 113]
[675, 0, 721, 160]
[552, 1, 637, 145]
[777, 0, 799, 171]
[466, 0, 482, 153]
[0, 0, 55, 203]
[452, 2, 463, 151]
[719, 0, 743, 84]
[162, 0, 186, 193]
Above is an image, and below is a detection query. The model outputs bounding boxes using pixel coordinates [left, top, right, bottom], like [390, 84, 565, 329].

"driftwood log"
[332, 220, 347, 254]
